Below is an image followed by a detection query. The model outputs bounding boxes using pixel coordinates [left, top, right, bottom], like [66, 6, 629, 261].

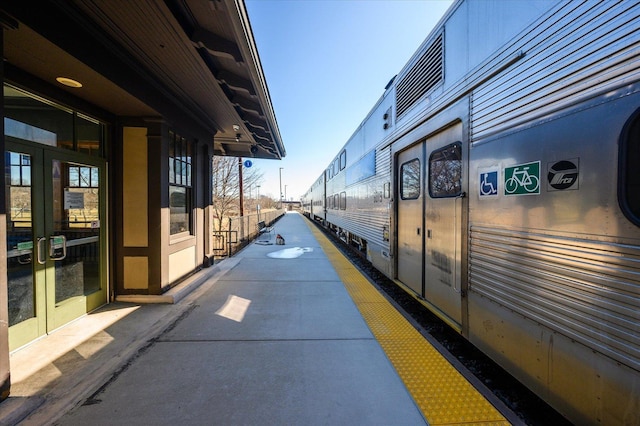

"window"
[169, 132, 193, 235]
[76, 114, 103, 156]
[340, 150, 346, 170]
[3, 84, 104, 156]
[64, 162, 100, 229]
[7, 152, 31, 187]
[340, 192, 346, 210]
[6, 152, 32, 230]
[400, 158, 421, 200]
[619, 109, 640, 226]
[68, 166, 99, 188]
[333, 194, 339, 209]
[429, 142, 462, 198]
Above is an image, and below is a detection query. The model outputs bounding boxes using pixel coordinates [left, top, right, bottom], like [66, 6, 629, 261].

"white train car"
[302, 1, 640, 424]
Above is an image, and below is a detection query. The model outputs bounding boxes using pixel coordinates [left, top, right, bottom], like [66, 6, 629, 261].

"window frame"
[618, 107, 640, 227]
[4, 84, 106, 157]
[168, 131, 194, 236]
[400, 158, 421, 200]
[428, 142, 462, 199]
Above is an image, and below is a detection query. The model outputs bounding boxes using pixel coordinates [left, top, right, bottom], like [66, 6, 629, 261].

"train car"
[302, 174, 326, 224]
[302, 1, 640, 424]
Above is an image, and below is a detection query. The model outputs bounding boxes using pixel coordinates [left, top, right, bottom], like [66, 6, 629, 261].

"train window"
[619, 109, 640, 226]
[429, 142, 462, 198]
[340, 192, 346, 209]
[340, 150, 346, 170]
[400, 158, 421, 199]
[333, 194, 339, 209]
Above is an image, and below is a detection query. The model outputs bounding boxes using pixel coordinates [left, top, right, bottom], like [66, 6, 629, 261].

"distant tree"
[211, 156, 263, 231]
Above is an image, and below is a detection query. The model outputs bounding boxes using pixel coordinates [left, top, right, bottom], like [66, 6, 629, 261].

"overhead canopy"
[1, 0, 285, 159]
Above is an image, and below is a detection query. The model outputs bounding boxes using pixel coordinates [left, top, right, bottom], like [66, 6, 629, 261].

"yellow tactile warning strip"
[306, 221, 509, 425]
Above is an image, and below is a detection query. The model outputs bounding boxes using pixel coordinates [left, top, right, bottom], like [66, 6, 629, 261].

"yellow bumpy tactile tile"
[306, 220, 510, 425]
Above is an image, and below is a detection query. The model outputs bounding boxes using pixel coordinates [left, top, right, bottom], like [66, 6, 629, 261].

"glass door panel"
[46, 155, 106, 330]
[7, 152, 35, 323]
[5, 141, 107, 349]
[5, 145, 46, 349]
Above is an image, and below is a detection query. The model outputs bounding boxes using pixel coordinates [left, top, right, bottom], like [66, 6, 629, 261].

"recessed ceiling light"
[56, 77, 83, 88]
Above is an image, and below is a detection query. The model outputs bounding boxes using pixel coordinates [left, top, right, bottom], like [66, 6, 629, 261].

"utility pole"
[279, 167, 284, 209]
[256, 185, 261, 220]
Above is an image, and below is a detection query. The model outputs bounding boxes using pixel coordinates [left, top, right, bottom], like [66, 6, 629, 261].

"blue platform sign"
[244, 160, 253, 168]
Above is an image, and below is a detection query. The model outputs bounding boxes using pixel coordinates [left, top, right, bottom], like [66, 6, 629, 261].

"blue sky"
[244, 0, 454, 201]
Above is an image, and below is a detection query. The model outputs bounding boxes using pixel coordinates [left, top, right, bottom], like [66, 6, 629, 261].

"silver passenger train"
[301, 1, 640, 424]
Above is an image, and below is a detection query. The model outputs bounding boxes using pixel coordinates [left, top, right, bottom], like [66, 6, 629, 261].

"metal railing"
[212, 209, 285, 258]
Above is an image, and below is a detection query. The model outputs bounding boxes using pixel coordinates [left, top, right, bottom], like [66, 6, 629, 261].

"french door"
[6, 140, 107, 350]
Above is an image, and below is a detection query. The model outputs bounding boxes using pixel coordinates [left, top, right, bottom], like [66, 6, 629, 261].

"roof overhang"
[1, 0, 284, 159]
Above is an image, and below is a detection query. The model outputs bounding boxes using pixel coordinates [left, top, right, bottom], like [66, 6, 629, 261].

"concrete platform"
[2, 212, 425, 425]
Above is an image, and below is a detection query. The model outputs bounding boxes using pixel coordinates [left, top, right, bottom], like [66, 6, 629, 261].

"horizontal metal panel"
[327, 146, 392, 247]
[326, 204, 389, 247]
[469, 225, 640, 371]
[318, 122, 392, 242]
[375, 146, 392, 177]
[471, 1, 640, 141]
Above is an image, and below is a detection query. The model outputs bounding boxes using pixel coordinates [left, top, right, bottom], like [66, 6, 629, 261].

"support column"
[146, 120, 168, 295]
[118, 119, 167, 296]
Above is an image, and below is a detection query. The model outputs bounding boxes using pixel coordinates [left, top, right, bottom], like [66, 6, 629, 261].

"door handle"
[49, 235, 67, 261]
[37, 237, 47, 264]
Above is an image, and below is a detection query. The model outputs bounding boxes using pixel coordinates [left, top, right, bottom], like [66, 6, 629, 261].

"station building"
[0, 0, 284, 399]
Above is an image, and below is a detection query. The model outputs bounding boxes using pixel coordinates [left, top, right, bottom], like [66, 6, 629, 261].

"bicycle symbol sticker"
[479, 170, 499, 197]
[504, 161, 540, 196]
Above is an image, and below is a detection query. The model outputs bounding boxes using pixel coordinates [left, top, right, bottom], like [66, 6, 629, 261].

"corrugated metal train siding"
[471, 1, 640, 142]
[326, 146, 392, 249]
[469, 226, 640, 371]
[375, 145, 392, 182]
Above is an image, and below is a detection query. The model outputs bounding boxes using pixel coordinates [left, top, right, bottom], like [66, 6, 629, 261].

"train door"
[6, 140, 107, 350]
[397, 143, 424, 295]
[424, 123, 464, 326]
[396, 122, 465, 326]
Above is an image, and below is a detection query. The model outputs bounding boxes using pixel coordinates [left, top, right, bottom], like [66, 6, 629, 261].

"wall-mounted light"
[56, 77, 82, 88]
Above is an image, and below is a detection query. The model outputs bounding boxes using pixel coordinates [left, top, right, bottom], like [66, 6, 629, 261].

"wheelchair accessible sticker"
[479, 169, 499, 197]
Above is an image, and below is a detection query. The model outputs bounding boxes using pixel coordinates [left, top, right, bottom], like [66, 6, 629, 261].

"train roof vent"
[395, 33, 443, 119]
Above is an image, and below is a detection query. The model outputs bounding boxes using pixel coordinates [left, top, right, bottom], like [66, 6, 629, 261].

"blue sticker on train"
[479, 171, 498, 197]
